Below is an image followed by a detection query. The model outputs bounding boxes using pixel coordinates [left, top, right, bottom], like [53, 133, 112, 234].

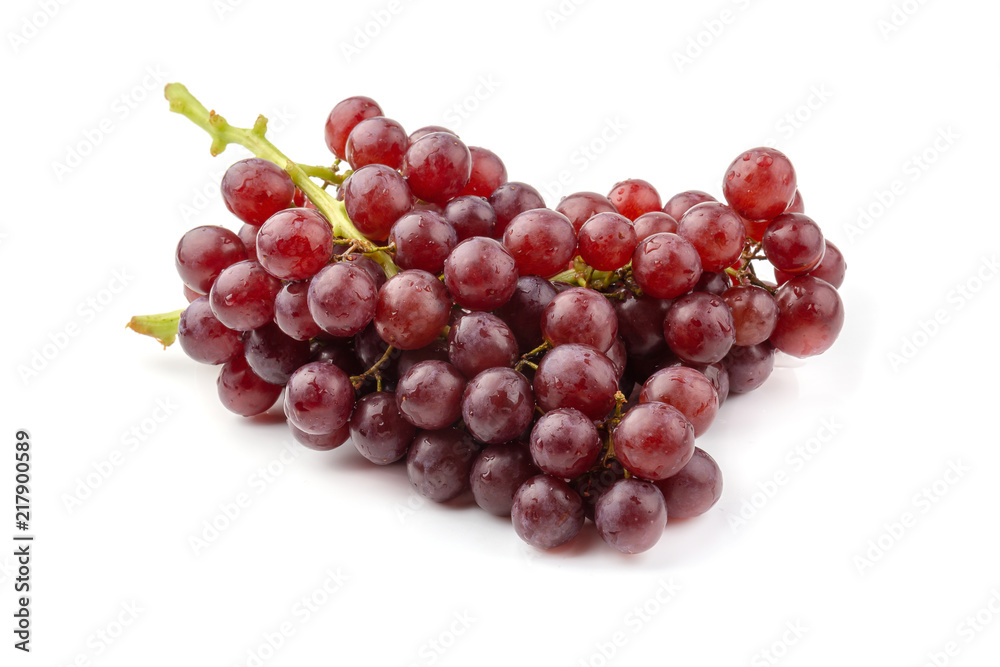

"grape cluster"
[165, 93, 845, 555]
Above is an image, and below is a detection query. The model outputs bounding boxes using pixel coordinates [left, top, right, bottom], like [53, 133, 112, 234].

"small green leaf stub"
[126, 309, 184, 348]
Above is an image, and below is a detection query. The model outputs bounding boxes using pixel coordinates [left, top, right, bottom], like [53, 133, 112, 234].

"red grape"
[723, 147, 797, 221]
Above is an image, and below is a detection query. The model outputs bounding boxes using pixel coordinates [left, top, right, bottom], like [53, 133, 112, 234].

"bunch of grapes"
[137, 86, 845, 555]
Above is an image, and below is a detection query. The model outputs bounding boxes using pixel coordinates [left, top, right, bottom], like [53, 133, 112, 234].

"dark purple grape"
[459, 147, 507, 198]
[401, 132, 472, 204]
[613, 401, 694, 481]
[177, 297, 243, 365]
[374, 270, 452, 350]
[340, 253, 387, 291]
[395, 360, 466, 430]
[290, 422, 350, 451]
[723, 343, 775, 393]
[533, 344, 618, 421]
[511, 476, 585, 549]
[324, 96, 383, 160]
[664, 292, 736, 364]
[502, 209, 577, 277]
[572, 461, 625, 521]
[274, 281, 322, 341]
[443, 237, 518, 311]
[209, 260, 282, 331]
[447, 312, 519, 379]
[541, 287, 618, 352]
[217, 354, 283, 417]
[244, 323, 312, 385]
[529, 408, 602, 478]
[308, 263, 378, 338]
[496, 276, 558, 352]
[176, 225, 247, 294]
[614, 292, 672, 358]
[442, 195, 497, 241]
[396, 338, 450, 379]
[350, 391, 416, 464]
[469, 443, 539, 516]
[406, 428, 479, 502]
[595, 478, 667, 554]
[488, 182, 546, 238]
[283, 361, 355, 435]
[220, 158, 295, 226]
[312, 339, 364, 376]
[692, 361, 730, 405]
[694, 271, 731, 296]
[461, 368, 534, 445]
[653, 447, 722, 520]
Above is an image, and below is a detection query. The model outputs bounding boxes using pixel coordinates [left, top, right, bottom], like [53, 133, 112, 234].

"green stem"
[126, 310, 183, 348]
[164, 83, 397, 277]
[299, 163, 350, 184]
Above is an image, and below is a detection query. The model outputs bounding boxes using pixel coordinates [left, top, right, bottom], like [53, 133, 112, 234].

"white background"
[3, 0, 999, 665]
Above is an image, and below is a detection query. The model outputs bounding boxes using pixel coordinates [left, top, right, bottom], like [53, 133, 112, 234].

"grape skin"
[769, 276, 844, 358]
[529, 408, 602, 478]
[283, 361, 355, 435]
[595, 478, 667, 554]
[638, 366, 719, 437]
[612, 401, 695, 481]
[324, 96, 383, 160]
[220, 158, 295, 226]
[502, 208, 577, 277]
[177, 297, 243, 365]
[663, 291, 736, 364]
[407, 428, 480, 502]
[541, 287, 619, 353]
[217, 354, 283, 417]
[209, 260, 282, 331]
[351, 391, 416, 464]
[176, 225, 247, 295]
[447, 312, 519, 379]
[653, 447, 723, 519]
[511, 475, 585, 549]
[469, 443, 540, 516]
[461, 368, 535, 445]
[308, 263, 378, 338]
[374, 270, 452, 350]
[723, 147, 797, 221]
[533, 344, 619, 421]
[395, 360, 466, 430]
[631, 233, 703, 300]
[443, 237, 519, 311]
